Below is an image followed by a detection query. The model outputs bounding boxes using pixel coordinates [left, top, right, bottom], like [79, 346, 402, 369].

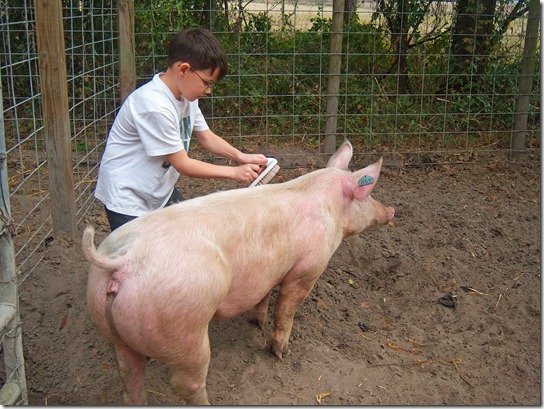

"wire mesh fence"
[1, 0, 119, 279]
[133, 0, 540, 165]
[0, 0, 540, 398]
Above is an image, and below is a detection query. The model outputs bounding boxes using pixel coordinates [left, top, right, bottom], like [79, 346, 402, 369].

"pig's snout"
[387, 207, 395, 222]
[372, 204, 395, 230]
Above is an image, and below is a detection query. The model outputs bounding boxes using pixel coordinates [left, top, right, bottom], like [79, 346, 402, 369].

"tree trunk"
[449, 0, 497, 89]
[396, 0, 409, 94]
[343, 0, 355, 25]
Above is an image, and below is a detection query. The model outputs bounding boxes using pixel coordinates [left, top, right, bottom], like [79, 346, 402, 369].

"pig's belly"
[212, 304, 252, 321]
[211, 260, 310, 320]
[212, 298, 259, 320]
[212, 287, 273, 320]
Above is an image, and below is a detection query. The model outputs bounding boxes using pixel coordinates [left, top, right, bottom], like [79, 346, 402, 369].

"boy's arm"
[165, 148, 261, 184]
[194, 129, 267, 166]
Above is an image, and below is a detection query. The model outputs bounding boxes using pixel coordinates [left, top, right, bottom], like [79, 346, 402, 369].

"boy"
[95, 28, 268, 231]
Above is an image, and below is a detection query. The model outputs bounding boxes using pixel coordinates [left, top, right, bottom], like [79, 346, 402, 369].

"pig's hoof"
[268, 339, 290, 360]
[270, 342, 284, 360]
[274, 346, 290, 360]
[248, 316, 268, 331]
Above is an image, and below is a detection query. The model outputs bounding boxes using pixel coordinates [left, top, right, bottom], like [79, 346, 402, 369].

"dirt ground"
[18, 145, 540, 405]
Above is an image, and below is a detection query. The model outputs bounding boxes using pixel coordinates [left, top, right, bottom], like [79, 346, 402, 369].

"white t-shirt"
[95, 73, 209, 216]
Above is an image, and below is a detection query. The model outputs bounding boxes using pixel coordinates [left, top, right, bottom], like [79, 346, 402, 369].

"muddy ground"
[18, 145, 541, 405]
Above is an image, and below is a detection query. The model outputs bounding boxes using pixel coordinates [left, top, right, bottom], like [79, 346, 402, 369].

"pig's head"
[327, 140, 395, 238]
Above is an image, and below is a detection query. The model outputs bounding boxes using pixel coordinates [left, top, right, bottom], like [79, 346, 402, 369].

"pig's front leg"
[269, 274, 320, 359]
[248, 290, 272, 330]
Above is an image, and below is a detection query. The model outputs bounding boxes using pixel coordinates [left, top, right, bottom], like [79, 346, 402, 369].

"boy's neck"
[159, 69, 182, 100]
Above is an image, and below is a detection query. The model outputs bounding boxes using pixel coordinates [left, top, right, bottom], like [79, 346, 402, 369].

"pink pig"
[83, 140, 394, 405]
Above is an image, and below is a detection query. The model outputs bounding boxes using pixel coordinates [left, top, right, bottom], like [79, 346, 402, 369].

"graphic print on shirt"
[180, 116, 192, 152]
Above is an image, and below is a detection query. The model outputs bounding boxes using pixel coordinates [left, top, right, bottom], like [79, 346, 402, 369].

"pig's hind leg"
[168, 329, 212, 405]
[114, 344, 148, 404]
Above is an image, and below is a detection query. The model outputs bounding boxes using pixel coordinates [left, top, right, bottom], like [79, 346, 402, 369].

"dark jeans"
[105, 188, 184, 232]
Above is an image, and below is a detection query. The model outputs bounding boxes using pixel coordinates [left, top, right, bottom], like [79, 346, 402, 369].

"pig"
[82, 139, 394, 405]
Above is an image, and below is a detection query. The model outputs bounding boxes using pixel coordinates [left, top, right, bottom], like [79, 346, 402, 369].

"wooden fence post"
[510, 0, 540, 159]
[35, 0, 77, 239]
[118, 0, 136, 103]
[324, 0, 345, 155]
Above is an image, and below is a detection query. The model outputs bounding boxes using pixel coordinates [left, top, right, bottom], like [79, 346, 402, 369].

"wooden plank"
[118, 0, 136, 102]
[0, 382, 20, 406]
[34, 0, 77, 239]
[324, 0, 345, 155]
[510, 0, 540, 159]
[0, 75, 28, 405]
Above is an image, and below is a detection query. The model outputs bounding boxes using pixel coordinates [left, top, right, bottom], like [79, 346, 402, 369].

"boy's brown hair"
[168, 28, 228, 80]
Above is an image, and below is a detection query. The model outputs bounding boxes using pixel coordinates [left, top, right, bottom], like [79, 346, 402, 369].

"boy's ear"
[176, 62, 191, 76]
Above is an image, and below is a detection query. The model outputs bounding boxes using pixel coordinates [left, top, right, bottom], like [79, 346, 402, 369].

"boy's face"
[176, 63, 219, 101]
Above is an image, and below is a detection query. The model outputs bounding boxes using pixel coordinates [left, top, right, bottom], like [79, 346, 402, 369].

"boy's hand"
[233, 164, 262, 184]
[239, 153, 268, 166]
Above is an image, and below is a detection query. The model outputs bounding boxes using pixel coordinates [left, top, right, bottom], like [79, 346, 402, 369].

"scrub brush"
[249, 158, 280, 187]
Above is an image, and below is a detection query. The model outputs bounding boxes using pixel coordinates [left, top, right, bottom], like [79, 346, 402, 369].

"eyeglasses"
[190, 67, 216, 89]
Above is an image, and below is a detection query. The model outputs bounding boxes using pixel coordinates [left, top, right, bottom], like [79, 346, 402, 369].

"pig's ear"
[349, 158, 383, 201]
[327, 139, 353, 169]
